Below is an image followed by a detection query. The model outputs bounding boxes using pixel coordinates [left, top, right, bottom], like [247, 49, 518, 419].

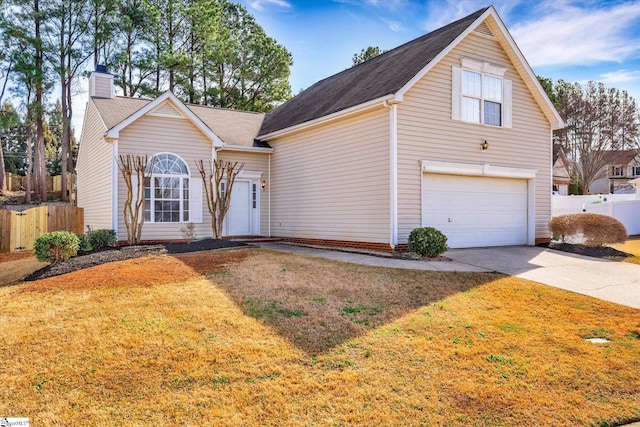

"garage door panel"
[422, 174, 528, 248]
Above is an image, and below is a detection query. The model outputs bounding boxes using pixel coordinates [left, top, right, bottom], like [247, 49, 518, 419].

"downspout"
[268, 152, 271, 237]
[112, 140, 119, 234]
[384, 99, 399, 249]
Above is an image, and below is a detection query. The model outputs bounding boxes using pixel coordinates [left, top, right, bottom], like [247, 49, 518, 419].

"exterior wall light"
[261, 180, 267, 190]
[481, 140, 489, 151]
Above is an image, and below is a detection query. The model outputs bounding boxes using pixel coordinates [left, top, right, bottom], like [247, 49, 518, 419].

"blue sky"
[238, 0, 640, 99]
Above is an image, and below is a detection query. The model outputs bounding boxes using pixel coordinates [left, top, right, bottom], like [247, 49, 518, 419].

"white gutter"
[217, 145, 275, 154]
[258, 94, 396, 140]
[384, 99, 400, 249]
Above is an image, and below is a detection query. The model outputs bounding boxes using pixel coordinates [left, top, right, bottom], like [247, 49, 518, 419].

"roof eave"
[395, 8, 492, 100]
[394, 6, 565, 130]
[258, 94, 396, 140]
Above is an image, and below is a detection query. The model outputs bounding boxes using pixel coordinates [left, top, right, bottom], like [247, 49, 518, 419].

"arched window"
[144, 153, 190, 222]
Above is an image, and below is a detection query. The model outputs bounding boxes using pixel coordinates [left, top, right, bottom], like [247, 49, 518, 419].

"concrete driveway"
[446, 246, 640, 309]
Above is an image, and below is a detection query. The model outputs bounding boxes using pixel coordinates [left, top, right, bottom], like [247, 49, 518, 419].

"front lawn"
[613, 238, 640, 264]
[1, 248, 639, 425]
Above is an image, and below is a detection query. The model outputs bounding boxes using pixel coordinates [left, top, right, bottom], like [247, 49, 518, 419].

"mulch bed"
[24, 239, 248, 281]
[544, 242, 633, 260]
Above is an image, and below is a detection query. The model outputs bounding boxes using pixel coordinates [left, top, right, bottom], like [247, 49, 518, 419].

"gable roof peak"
[258, 6, 491, 138]
[103, 91, 223, 146]
[91, 92, 265, 147]
[259, 5, 563, 139]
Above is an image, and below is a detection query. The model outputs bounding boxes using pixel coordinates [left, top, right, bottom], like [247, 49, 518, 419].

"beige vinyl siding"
[396, 30, 552, 244]
[217, 150, 270, 235]
[267, 108, 390, 244]
[116, 111, 213, 242]
[76, 99, 113, 230]
[92, 75, 112, 99]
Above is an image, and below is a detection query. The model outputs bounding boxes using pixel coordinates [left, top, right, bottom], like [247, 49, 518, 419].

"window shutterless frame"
[144, 153, 190, 223]
[452, 59, 511, 128]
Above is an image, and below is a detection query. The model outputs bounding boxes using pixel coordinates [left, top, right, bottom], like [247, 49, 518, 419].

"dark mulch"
[24, 239, 248, 281]
[543, 242, 633, 260]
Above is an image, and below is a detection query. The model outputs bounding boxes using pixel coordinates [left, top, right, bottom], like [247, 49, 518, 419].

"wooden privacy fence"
[3, 173, 76, 193]
[0, 206, 84, 253]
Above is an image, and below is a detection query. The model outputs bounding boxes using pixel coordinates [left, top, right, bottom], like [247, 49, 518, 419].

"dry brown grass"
[1, 248, 639, 426]
[0, 252, 48, 285]
[179, 250, 497, 355]
[0, 251, 35, 263]
[613, 238, 640, 264]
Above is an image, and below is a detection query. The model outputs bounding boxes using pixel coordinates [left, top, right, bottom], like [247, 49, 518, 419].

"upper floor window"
[461, 70, 503, 126]
[633, 166, 640, 176]
[144, 153, 190, 223]
[452, 58, 511, 128]
[611, 166, 624, 177]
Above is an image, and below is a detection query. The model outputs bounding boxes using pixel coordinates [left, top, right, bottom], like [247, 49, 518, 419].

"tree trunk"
[34, 0, 47, 202]
[61, 65, 69, 202]
[197, 159, 244, 239]
[0, 141, 5, 194]
[25, 110, 33, 204]
[0, 57, 11, 194]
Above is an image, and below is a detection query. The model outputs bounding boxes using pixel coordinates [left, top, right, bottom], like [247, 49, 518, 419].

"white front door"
[227, 180, 252, 236]
[422, 174, 528, 248]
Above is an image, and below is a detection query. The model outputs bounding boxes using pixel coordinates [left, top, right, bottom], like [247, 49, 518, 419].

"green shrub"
[87, 229, 117, 249]
[549, 213, 627, 246]
[33, 231, 80, 264]
[408, 227, 448, 258]
[76, 233, 93, 254]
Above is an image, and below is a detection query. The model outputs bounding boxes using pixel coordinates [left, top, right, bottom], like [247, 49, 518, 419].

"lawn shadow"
[173, 248, 501, 356]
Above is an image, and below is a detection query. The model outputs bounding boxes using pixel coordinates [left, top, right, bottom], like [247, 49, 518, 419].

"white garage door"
[422, 174, 528, 248]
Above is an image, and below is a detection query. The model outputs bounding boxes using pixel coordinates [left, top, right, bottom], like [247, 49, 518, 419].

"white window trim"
[452, 59, 512, 128]
[144, 153, 192, 224]
[461, 57, 507, 76]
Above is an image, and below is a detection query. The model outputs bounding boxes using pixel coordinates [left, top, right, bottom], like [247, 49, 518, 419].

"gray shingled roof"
[258, 7, 488, 137]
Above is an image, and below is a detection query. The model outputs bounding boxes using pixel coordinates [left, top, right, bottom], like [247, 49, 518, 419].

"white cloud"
[511, 1, 640, 67]
[248, 0, 291, 12]
[600, 70, 640, 84]
[421, 0, 521, 31]
[381, 18, 402, 32]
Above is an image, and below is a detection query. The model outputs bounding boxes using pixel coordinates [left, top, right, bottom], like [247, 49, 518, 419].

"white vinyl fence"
[551, 194, 640, 235]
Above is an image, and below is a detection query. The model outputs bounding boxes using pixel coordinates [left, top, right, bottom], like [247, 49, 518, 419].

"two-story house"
[590, 149, 640, 194]
[77, 6, 563, 250]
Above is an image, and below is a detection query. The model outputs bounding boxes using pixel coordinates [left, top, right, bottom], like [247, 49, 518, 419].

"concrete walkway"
[257, 243, 640, 310]
[256, 242, 486, 272]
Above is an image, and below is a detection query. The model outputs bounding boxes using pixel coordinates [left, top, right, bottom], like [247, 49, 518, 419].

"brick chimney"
[89, 65, 114, 99]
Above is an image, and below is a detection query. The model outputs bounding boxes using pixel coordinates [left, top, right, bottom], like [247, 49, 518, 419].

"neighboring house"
[590, 149, 640, 194]
[552, 144, 571, 195]
[77, 6, 563, 250]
